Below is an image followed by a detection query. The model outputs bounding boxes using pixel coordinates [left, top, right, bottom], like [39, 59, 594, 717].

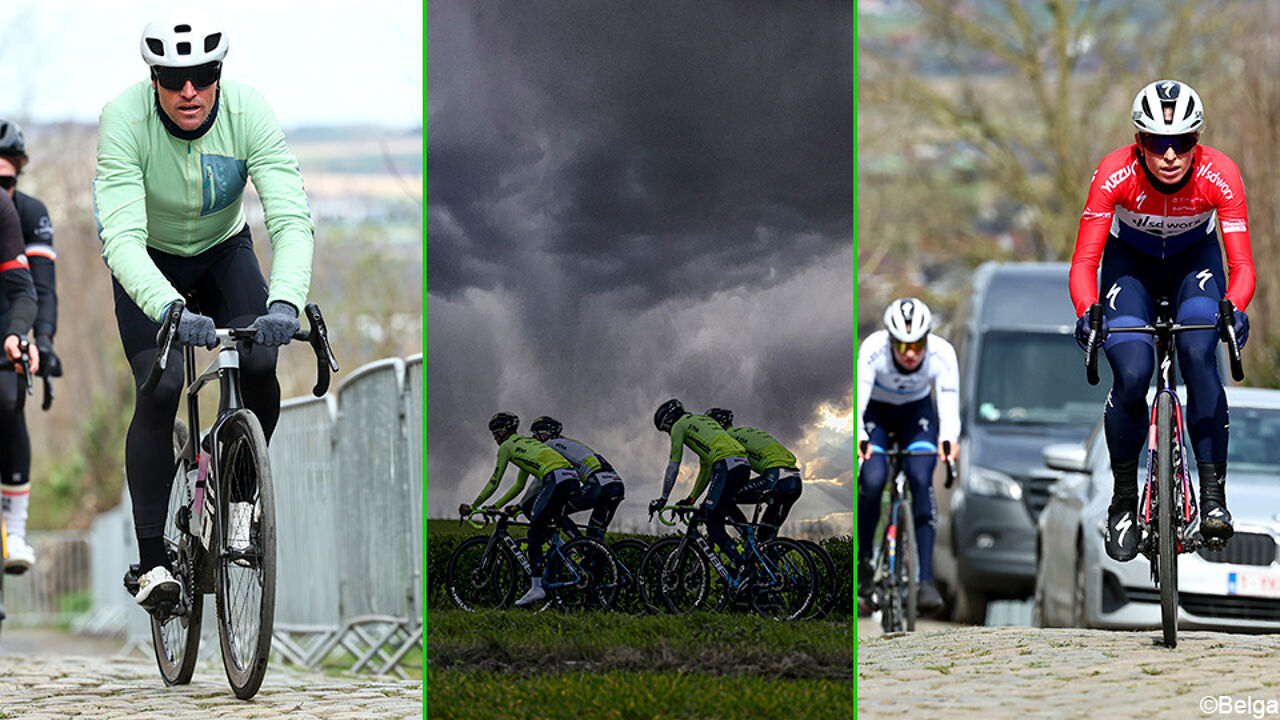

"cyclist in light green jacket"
[94, 11, 314, 610]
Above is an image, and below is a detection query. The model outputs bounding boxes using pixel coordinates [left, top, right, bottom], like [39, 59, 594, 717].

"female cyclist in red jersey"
[1068, 79, 1254, 562]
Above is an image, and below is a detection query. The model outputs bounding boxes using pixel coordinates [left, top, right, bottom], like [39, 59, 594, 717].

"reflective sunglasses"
[1138, 132, 1198, 155]
[151, 61, 222, 92]
[892, 338, 927, 354]
[0, 176, 15, 190]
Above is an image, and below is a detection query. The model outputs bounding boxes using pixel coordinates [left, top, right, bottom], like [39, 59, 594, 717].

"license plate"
[1227, 569, 1280, 598]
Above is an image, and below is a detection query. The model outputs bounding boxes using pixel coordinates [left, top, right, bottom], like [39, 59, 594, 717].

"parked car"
[933, 261, 1111, 623]
[1035, 386, 1280, 631]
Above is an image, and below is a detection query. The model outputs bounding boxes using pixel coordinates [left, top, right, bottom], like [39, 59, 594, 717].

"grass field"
[426, 519, 854, 719]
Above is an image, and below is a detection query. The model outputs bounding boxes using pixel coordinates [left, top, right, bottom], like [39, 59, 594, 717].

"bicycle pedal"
[1203, 537, 1229, 552]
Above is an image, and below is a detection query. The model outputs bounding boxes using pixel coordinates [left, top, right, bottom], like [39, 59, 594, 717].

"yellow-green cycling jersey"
[666, 414, 747, 501]
[726, 426, 798, 473]
[472, 434, 574, 509]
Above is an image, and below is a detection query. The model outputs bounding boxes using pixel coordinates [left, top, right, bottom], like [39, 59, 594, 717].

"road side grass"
[428, 608, 851, 680]
[426, 668, 853, 720]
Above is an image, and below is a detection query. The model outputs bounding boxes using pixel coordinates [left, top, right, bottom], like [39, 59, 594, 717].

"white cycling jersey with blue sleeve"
[855, 329, 961, 445]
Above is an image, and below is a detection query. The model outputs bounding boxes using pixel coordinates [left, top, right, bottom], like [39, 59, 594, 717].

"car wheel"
[951, 584, 988, 625]
[1070, 535, 1088, 628]
[1033, 540, 1051, 628]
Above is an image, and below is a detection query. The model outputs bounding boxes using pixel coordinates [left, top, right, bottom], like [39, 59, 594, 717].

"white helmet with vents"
[884, 298, 931, 344]
[140, 12, 229, 67]
[1131, 80, 1203, 135]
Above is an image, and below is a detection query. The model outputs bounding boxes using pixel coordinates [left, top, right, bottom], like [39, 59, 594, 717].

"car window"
[1226, 406, 1280, 473]
[975, 331, 1111, 426]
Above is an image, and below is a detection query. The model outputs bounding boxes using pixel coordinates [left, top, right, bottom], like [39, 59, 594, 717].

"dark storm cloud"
[426, 1, 853, 523]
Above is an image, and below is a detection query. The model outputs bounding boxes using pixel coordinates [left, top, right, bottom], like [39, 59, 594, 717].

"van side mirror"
[1042, 443, 1088, 473]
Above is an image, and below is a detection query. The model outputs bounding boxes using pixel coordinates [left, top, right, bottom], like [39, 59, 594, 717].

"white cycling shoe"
[515, 586, 546, 607]
[135, 566, 181, 609]
[4, 534, 35, 573]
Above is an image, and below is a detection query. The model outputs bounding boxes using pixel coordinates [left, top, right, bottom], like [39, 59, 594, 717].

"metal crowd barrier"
[72, 353, 423, 677]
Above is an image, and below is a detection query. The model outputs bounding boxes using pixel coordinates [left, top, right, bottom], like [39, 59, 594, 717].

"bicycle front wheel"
[213, 410, 275, 699]
[152, 419, 202, 686]
[1156, 392, 1179, 648]
[653, 538, 710, 615]
[796, 539, 838, 620]
[445, 535, 516, 611]
[609, 538, 650, 614]
[899, 503, 919, 632]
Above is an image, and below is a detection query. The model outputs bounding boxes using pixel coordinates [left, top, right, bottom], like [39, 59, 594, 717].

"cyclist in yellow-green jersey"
[705, 408, 803, 542]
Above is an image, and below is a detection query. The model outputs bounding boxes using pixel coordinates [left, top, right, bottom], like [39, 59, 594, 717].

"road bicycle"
[639, 500, 816, 620]
[446, 506, 619, 612]
[1084, 298, 1243, 648]
[126, 300, 337, 699]
[857, 441, 955, 633]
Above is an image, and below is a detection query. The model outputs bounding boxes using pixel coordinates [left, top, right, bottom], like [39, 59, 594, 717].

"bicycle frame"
[466, 511, 591, 592]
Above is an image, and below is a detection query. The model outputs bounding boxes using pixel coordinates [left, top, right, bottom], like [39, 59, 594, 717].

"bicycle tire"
[657, 538, 711, 615]
[900, 502, 918, 632]
[545, 537, 619, 611]
[635, 537, 682, 614]
[609, 538, 651, 614]
[878, 512, 901, 633]
[1157, 392, 1179, 648]
[796, 538, 838, 620]
[152, 419, 202, 686]
[445, 535, 517, 611]
[751, 538, 816, 621]
[213, 410, 275, 700]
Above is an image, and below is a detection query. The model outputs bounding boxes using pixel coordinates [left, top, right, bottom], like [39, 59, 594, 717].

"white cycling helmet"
[884, 298, 931, 344]
[1131, 80, 1203, 135]
[140, 12, 229, 67]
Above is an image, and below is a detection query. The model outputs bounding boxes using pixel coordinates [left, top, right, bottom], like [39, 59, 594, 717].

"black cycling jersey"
[0, 191, 37, 339]
[11, 191, 56, 338]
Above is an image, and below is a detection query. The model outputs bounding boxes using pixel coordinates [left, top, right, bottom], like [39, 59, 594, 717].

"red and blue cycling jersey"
[1068, 143, 1256, 317]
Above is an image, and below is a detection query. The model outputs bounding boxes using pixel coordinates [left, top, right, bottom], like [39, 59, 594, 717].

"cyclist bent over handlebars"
[94, 12, 316, 610]
[856, 298, 960, 615]
[1069, 79, 1253, 563]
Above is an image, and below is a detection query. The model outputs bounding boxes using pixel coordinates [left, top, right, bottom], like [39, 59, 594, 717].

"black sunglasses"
[1139, 132, 1199, 155]
[152, 61, 222, 92]
[0, 176, 15, 190]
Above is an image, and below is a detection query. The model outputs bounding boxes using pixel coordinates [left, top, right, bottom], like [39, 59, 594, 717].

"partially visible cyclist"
[0, 119, 57, 573]
[856, 298, 960, 614]
[529, 415, 625, 542]
[94, 12, 316, 610]
[650, 399, 751, 575]
[704, 408, 802, 543]
[1069, 79, 1253, 562]
[459, 412, 581, 607]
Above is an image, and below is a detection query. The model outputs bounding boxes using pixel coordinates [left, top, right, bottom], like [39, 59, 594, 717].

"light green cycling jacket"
[94, 80, 314, 321]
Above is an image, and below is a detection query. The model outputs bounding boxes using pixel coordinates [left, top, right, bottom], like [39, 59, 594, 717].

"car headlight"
[966, 465, 1023, 501]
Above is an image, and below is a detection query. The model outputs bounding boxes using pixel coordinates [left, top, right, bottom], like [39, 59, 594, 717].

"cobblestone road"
[0, 654, 422, 719]
[858, 626, 1280, 719]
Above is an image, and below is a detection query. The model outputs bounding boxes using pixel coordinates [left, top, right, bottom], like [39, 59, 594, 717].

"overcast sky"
[427, 2, 853, 533]
[0, 0, 422, 128]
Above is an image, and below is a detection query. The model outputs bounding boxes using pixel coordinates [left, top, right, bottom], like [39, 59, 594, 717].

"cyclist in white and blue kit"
[529, 416, 625, 542]
[856, 298, 961, 614]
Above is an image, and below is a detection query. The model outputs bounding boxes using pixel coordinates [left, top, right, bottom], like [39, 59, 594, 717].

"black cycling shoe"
[1200, 497, 1235, 541]
[1105, 495, 1140, 562]
[1199, 462, 1235, 542]
[918, 581, 944, 614]
[856, 558, 873, 598]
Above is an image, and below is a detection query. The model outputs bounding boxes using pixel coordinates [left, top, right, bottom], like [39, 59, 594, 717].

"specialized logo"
[1135, 191, 1147, 211]
[1113, 513, 1133, 547]
[918, 417, 930, 432]
[1197, 268, 1213, 291]
[1106, 283, 1122, 311]
[1158, 81, 1178, 100]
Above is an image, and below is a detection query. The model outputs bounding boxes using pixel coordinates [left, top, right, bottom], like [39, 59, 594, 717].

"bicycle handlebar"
[858, 440, 957, 488]
[1083, 300, 1245, 385]
[658, 504, 697, 527]
[459, 506, 524, 530]
[140, 301, 340, 397]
